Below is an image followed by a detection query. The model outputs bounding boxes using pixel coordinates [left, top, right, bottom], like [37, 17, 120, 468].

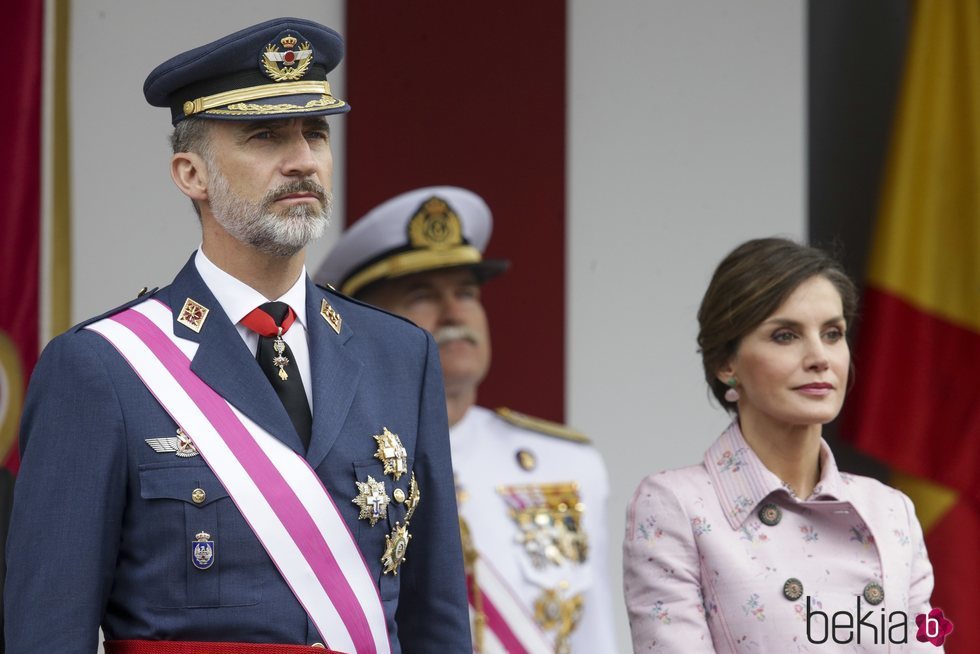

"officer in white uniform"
[316, 187, 616, 653]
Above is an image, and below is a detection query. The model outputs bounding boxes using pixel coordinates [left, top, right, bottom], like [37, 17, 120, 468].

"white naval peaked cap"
[316, 186, 509, 297]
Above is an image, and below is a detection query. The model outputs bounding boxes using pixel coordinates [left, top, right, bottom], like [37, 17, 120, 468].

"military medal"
[381, 522, 411, 575]
[192, 531, 215, 570]
[404, 472, 421, 522]
[145, 428, 199, 457]
[272, 327, 290, 380]
[498, 482, 588, 568]
[352, 475, 390, 526]
[373, 427, 408, 481]
[534, 586, 584, 654]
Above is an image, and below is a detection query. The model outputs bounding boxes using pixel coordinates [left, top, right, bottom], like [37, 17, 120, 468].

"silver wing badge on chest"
[144, 429, 199, 457]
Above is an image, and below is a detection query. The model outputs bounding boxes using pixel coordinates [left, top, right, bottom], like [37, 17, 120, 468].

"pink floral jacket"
[623, 422, 943, 652]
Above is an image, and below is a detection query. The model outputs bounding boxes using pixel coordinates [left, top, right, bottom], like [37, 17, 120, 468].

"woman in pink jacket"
[624, 238, 947, 652]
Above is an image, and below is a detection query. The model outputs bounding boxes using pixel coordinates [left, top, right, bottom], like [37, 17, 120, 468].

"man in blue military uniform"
[317, 187, 616, 653]
[4, 18, 470, 654]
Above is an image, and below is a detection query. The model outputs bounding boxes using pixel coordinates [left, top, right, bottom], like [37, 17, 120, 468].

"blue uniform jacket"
[4, 256, 471, 653]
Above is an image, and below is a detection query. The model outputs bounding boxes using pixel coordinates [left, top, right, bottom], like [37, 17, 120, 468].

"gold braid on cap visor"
[182, 80, 343, 118]
[342, 246, 483, 296]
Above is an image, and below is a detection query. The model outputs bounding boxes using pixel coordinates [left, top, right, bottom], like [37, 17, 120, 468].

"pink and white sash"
[87, 299, 390, 654]
[471, 557, 553, 654]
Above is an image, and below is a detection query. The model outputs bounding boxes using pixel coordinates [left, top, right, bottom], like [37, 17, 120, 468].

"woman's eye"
[824, 328, 844, 342]
[772, 330, 797, 343]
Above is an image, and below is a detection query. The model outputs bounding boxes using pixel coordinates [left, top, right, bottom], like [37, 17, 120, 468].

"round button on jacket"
[783, 577, 804, 601]
[516, 448, 537, 471]
[758, 503, 782, 526]
[191, 488, 206, 505]
[863, 582, 885, 605]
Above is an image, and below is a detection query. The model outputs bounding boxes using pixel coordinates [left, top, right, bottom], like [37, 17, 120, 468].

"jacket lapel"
[305, 280, 363, 470]
[164, 256, 306, 457]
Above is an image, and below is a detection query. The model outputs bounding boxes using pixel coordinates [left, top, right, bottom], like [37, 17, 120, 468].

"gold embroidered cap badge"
[262, 31, 313, 82]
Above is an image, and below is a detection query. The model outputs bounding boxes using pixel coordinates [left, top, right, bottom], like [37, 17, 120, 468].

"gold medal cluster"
[500, 482, 588, 651]
[352, 427, 419, 576]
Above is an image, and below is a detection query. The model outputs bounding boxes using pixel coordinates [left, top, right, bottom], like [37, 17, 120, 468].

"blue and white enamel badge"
[192, 531, 215, 570]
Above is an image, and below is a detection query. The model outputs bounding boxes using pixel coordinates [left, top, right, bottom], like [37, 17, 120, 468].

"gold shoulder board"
[494, 407, 591, 444]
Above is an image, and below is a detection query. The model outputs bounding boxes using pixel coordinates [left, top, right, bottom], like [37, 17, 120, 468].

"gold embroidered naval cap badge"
[407, 196, 464, 250]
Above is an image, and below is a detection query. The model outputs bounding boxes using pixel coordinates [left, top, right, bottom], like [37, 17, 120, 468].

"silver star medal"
[353, 475, 391, 526]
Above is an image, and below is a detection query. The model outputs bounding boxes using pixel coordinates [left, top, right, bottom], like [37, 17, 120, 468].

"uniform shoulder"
[492, 407, 591, 445]
[68, 286, 162, 333]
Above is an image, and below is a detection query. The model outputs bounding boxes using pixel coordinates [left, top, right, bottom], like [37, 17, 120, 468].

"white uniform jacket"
[450, 405, 616, 652]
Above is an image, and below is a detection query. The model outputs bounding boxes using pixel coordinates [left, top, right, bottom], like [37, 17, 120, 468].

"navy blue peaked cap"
[144, 17, 349, 125]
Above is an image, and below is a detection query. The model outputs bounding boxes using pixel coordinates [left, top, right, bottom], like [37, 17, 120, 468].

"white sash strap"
[86, 300, 390, 654]
[473, 557, 553, 654]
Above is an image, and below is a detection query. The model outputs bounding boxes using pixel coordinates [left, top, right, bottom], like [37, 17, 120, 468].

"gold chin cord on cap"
[182, 80, 335, 118]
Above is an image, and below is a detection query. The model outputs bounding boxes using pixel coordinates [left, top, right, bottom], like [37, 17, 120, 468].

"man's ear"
[171, 152, 209, 202]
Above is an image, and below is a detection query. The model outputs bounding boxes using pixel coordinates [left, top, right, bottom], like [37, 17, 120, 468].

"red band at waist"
[105, 640, 345, 654]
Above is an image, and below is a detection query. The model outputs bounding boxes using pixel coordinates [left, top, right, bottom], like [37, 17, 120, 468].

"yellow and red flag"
[843, 1, 980, 650]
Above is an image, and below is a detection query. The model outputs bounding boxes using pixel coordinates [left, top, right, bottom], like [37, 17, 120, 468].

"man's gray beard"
[207, 166, 331, 257]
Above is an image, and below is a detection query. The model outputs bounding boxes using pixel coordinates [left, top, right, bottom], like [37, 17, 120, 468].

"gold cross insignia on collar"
[177, 298, 209, 332]
[321, 298, 342, 334]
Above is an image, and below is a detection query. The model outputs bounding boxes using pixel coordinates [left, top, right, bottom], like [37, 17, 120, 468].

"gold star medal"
[352, 475, 390, 526]
[373, 427, 408, 481]
[381, 522, 411, 575]
[404, 472, 421, 522]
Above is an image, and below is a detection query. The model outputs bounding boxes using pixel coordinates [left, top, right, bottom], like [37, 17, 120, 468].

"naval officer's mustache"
[434, 325, 481, 346]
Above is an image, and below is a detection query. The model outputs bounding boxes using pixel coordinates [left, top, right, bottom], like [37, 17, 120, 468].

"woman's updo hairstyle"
[697, 238, 858, 411]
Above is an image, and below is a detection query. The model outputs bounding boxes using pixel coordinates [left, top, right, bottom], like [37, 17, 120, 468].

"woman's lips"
[794, 382, 834, 396]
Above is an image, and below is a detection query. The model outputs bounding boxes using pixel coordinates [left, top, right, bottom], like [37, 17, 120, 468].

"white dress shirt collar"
[194, 247, 308, 328]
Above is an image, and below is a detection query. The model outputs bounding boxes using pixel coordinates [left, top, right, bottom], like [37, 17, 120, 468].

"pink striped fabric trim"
[111, 308, 375, 652]
[478, 585, 527, 654]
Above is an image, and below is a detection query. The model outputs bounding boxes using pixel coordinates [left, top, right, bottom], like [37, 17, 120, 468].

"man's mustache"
[434, 325, 480, 346]
[265, 179, 327, 204]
